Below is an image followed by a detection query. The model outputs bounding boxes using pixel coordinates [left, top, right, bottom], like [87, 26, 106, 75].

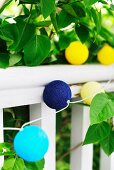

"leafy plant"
[0, 0, 114, 67]
[0, 0, 114, 169]
[84, 92, 114, 156]
[2, 156, 45, 170]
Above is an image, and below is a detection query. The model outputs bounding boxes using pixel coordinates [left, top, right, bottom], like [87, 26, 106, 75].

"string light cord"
[3, 77, 114, 131]
[70, 78, 113, 104]
[3, 103, 70, 131]
[3, 127, 20, 131]
[21, 104, 70, 129]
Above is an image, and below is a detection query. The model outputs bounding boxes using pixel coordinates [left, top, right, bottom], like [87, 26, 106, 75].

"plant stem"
[57, 142, 82, 161]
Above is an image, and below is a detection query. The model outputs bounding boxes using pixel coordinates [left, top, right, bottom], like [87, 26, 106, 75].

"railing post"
[100, 150, 114, 170]
[30, 103, 56, 170]
[70, 104, 93, 170]
[0, 109, 4, 168]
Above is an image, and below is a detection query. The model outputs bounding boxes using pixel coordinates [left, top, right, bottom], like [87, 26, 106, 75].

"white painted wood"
[0, 65, 113, 169]
[70, 104, 93, 170]
[30, 103, 42, 126]
[71, 82, 114, 98]
[0, 82, 113, 109]
[100, 150, 114, 170]
[0, 65, 113, 90]
[0, 87, 44, 109]
[0, 109, 4, 169]
[30, 103, 56, 170]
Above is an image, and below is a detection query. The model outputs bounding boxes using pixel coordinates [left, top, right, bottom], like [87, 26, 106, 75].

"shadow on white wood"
[70, 104, 93, 170]
[30, 103, 56, 170]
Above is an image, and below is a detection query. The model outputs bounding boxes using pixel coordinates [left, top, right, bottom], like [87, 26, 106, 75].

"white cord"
[3, 127, 20, 131]
[70, 78, 112, 104]
[21, 103, 70, 129]
[3, 77, 113, 131]
[56, 103, 70, 113]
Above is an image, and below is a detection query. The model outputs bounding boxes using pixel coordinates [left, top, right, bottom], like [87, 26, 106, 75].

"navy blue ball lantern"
[43, 80, 72, 110]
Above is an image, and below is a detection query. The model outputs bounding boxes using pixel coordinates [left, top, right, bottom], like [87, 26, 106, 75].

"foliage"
[84, 92, 114, 156]
[0, 0, 114, 67]
[2, 157, 45, 170]
[0, 0, 114, 170]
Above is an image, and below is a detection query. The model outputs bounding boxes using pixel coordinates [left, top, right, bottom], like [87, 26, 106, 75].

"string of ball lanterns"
[3, 78, 113, 162]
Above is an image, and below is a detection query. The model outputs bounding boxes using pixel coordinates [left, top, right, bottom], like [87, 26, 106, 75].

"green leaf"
[106, 92, 114, 102]
[32, 20, 51, 27]
[91, 8, 101, 33]
[50, 11, 59, 33]
[57, 10, 75, 29]
[0, 143, 11, 150]
[40, 0, 55, 18]
[84, 0, 98, 6]
[0, 151, 15, 157]
[35, 159, 45, 169]
[0, 143, 15, 156]
[2, 158, 25, 170]
[58, 33, 71, 50]
[10, 19, 35, 52]
[75, 24, 89, 43]
[90, 93, 114, 125]
[0, 20, 35, 52]
[83, 122, 111, 144]
[25, 159, 45, 170]
[0, 23, 19, 43]
[19, 0, 39, 4]
[24, 35, 51, 66]
[57, 160, 69, 170]
[9, 54, 22, 66]
[62, 4, 77, 17]
[100, 131, 114, 155]
[99, 27, 114, 46]
[71, 2, 86, 17]
[0, 53, 9, 68]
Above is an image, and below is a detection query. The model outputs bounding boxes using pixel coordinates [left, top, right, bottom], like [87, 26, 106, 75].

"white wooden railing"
[0, 64, 114, 170]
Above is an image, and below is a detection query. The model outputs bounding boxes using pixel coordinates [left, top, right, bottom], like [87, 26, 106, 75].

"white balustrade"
[71, 104, 93, 170]
[30, 103, 56, 170]
[0, 65, 113, 170]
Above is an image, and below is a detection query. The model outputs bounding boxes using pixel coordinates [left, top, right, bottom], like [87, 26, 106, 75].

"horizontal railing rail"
[0, 65, 113, 89]
[0, 64, 114, 170]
